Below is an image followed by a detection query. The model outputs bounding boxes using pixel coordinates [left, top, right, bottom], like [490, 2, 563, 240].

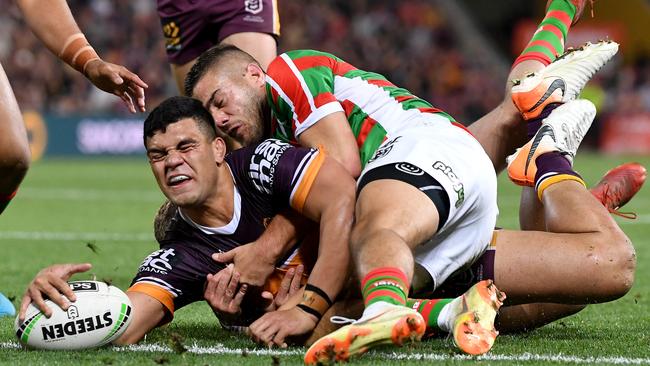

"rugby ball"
[15, 281, 132, 350]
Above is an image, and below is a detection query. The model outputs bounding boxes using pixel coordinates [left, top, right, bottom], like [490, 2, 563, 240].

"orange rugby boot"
[507, 99, 595, 186]
[511, 41, 618, 121]
[304, 303, 425, 365]
[452, 280, 506, 356]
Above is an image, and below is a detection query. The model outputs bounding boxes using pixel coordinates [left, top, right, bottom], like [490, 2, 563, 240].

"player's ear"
[245, 63, 265, 87]
[213, 137, 227, 164]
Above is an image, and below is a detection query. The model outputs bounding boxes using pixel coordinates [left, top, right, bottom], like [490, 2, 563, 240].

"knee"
[589, 231, 636, 301]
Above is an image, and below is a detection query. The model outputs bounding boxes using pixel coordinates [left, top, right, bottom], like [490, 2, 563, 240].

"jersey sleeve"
[265, 50, 345, 138]
[246, 139, 326, 213]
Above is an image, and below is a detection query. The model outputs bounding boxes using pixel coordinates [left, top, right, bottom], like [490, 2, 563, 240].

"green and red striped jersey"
[265, 49, 456, 167]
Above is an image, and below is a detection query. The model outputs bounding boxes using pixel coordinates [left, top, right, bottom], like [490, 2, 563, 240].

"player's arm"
[213, 210, 310, 287]
[297, 112, 361, 178]
[15, 0, 147, 112]
[112, 292, 166, 345]
[249, 154, 355, 347]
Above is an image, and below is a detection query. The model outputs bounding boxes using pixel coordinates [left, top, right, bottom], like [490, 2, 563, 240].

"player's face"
[192, 68, 266, 150]
[145, 118, 223, 208]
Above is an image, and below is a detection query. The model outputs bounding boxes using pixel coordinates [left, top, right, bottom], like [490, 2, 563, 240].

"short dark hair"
[143, 96, 218, 146]
[184, 44, 259, 96]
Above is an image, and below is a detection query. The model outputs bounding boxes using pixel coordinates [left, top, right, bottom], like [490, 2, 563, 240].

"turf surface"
[0, 153, 649, 365]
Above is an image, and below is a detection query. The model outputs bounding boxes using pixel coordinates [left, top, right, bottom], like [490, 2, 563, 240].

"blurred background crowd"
[1, 0, 649, 150]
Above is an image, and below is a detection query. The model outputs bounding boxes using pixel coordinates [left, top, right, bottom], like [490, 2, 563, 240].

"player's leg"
[0, 63, 30, 215]
[496, 99, 635, 304]
[469, 0, 602, 172]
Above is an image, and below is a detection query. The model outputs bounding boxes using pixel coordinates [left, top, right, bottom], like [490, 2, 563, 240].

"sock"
[513, 0, 577, 67]
[361, 267, 409, 307]
[535, 151, 586, 200]
[406, 298, 453, 334]
[527, 103, 561, 138]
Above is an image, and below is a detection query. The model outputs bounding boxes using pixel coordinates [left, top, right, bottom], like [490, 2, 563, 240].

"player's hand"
[260, 265, 304, 312]
[19, 263, 92, 322]
[84, 59, 148, 113]
[204, 264, 247, 319]
[248, 306, 318, 348]
[212, 242, 276, 287]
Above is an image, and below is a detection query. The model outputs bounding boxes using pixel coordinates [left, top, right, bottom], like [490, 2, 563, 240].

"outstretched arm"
[16, 0, 148, 113]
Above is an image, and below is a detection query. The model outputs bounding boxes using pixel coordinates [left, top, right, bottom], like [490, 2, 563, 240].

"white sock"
[437, 296, 463, 333]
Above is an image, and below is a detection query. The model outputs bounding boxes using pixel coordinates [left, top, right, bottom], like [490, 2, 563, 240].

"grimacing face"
[145, 118, 224, 208]
[191, 67, 266, 149]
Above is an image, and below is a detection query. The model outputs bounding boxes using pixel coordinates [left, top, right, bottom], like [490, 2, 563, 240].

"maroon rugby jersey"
[129, 139, 324, 321]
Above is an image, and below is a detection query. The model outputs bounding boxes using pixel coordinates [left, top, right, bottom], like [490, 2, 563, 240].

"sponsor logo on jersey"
[250, 139, 290, 194]
[162, 19, 181, 52]
[69, 281, 99, 292]
[41, 312, 113, 341]
[368, 137, 401, 164]
[139, 248, 176, 275]
[433, 161, 465, 208]
[395, 162, 424, 176]
[244, 0, 263, 14]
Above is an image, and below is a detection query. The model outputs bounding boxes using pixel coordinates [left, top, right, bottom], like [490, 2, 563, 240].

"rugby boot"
[452, 280, 506, 356]
[512, 40, 618, 120]
[546, 0, 593, 25]
[507, 99, 596, 186]
[304, 304, 425, 365]
[590, 163, 647, 219]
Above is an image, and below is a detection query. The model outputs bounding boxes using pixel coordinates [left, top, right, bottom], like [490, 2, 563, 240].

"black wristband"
[297, 303, 322, 320]
[305, 284, 333, 306]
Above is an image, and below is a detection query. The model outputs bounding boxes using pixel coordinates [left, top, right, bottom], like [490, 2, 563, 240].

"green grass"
[1, 153, 649, 365]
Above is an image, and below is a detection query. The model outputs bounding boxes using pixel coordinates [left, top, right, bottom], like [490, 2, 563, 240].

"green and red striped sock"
[513, 0, 577, 67]
[361, 267, 409, 307]
[407, 298, 453, 333]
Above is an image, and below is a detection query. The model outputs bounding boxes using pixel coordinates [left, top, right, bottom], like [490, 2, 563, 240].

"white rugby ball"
[15, 280, 132, 350]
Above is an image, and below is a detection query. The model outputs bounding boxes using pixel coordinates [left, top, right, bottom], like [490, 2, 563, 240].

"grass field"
[1, 153, 649, 365]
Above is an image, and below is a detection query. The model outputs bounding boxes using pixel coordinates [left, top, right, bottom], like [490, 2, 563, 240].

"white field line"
[18, 187, 163, 202]
[1, 341, 650, 364]
[0, 231, 153, 242]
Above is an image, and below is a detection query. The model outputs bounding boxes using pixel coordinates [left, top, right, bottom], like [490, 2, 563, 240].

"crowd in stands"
[0, 0, 648, 126]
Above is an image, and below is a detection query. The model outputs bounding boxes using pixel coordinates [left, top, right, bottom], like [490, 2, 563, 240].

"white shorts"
[359, 121, 499, 289]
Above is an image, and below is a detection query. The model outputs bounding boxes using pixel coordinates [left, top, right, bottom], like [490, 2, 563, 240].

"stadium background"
[1, 0, 649, 159]
[1, 1, 650, 364]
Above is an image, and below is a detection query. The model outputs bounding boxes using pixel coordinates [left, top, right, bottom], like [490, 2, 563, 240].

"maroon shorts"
[157, 0, 280, 65]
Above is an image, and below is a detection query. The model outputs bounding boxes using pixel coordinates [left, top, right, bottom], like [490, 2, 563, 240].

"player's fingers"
[67, 263, 92, 276]
[18, 294, 32, 322]
[290, 265, 304, 293]
[272, 327, 289, 348]
[231, 284, 247, 308]
[212, 248, 237, 264]
[226, 270, 240, 298]
[120, 91, 136, 114]
[39, 281, 69, 310]
[52, 277, 76, 302]
[28, 288, 52, 318]
[118, 67, 148, 89]
[279, 268, 294, 295]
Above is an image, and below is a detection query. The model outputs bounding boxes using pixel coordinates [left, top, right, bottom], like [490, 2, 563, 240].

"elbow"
[0, 149, 30, 189]
[342, 158, 361, 179]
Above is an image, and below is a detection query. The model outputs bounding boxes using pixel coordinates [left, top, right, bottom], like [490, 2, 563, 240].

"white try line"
[2, 341, 650, 364]
[0, 231, 153, 242]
